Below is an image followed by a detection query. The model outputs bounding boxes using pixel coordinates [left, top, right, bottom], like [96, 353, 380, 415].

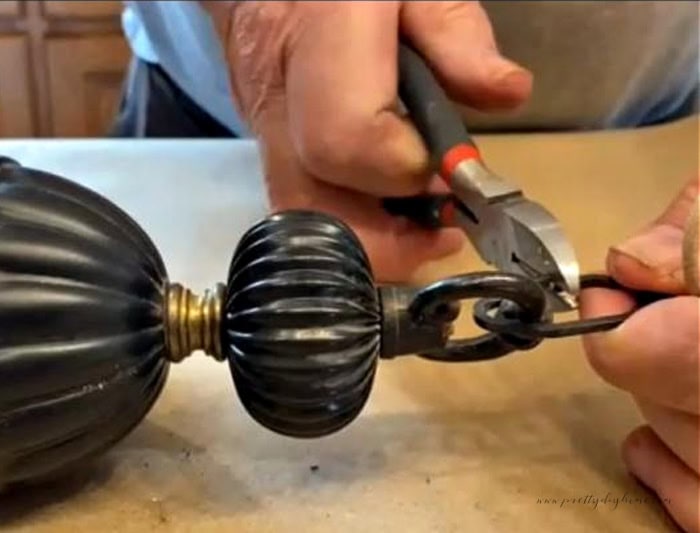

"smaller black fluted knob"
[224, 211, 382, 438]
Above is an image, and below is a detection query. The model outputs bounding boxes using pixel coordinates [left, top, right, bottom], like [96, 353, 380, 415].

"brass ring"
[164, 283, 226, 362]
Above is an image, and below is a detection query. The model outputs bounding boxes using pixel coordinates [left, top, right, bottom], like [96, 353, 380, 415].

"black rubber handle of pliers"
[383, 44, 477, 228]
[397, 43, 476, 161]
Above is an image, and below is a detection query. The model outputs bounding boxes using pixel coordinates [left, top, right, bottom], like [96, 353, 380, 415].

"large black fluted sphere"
[0, 160, 168, 486]
[224, 211, 381, 438]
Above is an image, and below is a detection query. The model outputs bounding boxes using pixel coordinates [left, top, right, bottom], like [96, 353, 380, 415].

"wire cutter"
[384, 44, 580, 313]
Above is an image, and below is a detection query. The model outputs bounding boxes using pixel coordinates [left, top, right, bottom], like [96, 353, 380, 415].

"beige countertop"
[0, 115, 697, 532]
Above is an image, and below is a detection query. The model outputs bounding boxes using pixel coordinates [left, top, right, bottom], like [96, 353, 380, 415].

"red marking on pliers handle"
[440, 144, 481, 185]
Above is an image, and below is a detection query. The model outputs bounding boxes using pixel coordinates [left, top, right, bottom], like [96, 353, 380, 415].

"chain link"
[472, 274, 667, 341]
[407, 272, 668, 362]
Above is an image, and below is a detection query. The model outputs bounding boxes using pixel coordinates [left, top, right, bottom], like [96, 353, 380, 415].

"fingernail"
[607, 246, 650, 281]
[610, 225, 686, 285]
[487, 53, 531, 83]
[612, 231, 659, 269]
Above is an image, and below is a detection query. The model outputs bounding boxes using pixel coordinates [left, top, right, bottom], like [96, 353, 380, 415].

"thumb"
[607, 179, 699, 295]
[401, 1, 532, 110]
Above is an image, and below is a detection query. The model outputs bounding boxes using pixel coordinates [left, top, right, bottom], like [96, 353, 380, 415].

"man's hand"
[581, 179, 700, 532]
[203, 1, 532, 281]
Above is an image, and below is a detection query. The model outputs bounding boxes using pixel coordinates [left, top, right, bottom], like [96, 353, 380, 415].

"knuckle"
[296, 121, 360, 178]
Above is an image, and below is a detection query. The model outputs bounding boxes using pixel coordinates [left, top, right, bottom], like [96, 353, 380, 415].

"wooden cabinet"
[0, 2, 20, 16]
[0, 1, 128, 137]
[47, 36, 129, 136]
[0, 37, 34, 136]
[43, 1, 122, 18]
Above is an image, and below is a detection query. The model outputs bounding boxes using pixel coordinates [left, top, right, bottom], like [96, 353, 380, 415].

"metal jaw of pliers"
[384, 44, 580, 314]
[441, 147, 580, 312]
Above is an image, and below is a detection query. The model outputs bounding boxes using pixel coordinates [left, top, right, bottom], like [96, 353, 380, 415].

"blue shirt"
[122, 1, 698, 134]
[122, 1, 248, 135]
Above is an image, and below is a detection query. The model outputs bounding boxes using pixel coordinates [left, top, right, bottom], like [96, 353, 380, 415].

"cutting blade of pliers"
[384, 44, 580, 312]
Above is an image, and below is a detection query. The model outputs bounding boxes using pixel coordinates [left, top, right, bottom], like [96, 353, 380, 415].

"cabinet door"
[43, 1, 122, 18]
[0, 37, 34, 137]
[46, 36, 130, 137]
[0, 2, 20, 16]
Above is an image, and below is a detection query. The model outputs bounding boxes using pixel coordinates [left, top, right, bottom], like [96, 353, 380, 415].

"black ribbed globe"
[224, 211, 381, 438]
[0, 160, 168, 486]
